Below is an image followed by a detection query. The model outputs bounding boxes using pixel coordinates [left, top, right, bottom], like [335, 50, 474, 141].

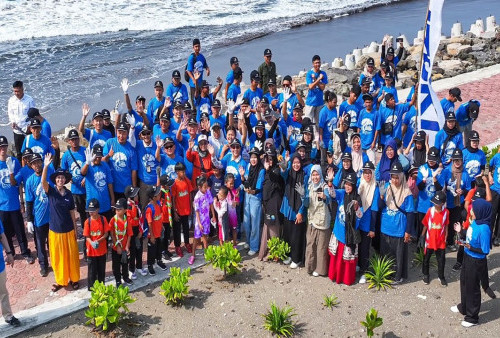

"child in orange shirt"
[158, 175, 174, 260]
[171, 162, 194, 257]
[124, 185, 146, 280]
[83, 198, 109, 291]
[419, 191, 449, 286]
[109, 198, 133, 287]
[145, 185, 167, 275]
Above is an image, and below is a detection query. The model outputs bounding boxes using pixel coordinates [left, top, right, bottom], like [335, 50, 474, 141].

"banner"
[417, 0, 445, 144]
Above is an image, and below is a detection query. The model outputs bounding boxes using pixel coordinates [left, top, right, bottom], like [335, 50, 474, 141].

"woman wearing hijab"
[333, 152, 355, 189]
[280, 153, 307, 268]
[451, 199, 492, 327]
[348, 133, 368, 176]
[327, 172, 363, 285]
[434, 112, 464, 167]
[303, 165, 331, 276]
[380, 162, 415, 284]
[186, 134, 214, 186]
[258, 148, 285, 261]
[357, 161, 380, 284]
[41, 154, 80, 292]
[403, 130, 428, 168]
[375, 139, 400, 183]
[239, 147, 265, 256]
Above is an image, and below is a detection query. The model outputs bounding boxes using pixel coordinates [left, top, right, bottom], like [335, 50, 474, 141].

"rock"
[298, 70, 307, 77]
[446, 43, 462, 55]
[437, 59, 462, 74]
[471, 44, 486, 52]
[396, 58, 417, 71]
[496, 46, 500, 53]
[355, 54, 371, 69]
[431, 73, 444, 81]
[332, 58, 343, 68]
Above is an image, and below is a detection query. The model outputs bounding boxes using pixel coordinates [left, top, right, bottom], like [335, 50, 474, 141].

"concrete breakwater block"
[451, 22, 462, 37]
[332, 58, 344, 68]
[345, 54, 356, 70]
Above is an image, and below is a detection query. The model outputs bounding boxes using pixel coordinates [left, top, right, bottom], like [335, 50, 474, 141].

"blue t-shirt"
[359, 74, 380, 96]
[305, 69, 328, 106]
[333, 189, 362, 244]
[277, 93, 299, 119]
[195, 93, 215, 120]
[136, 141, 159, 185]
[21, 134, 54, 157]
[371, 73, 384, 94]
[48, 185, 75, 233]
[442, 167, 471, 208]
[0, 157, 21, 211]
[358, 185, 380, 233]
[377, 102, 411, 145]
[160, 154, 184, 180]
[225, 70, 234, 85]
[489, 153, 500, 193]
[357, 109, 379, 150]
[318, 105, 338, 148]
[146, 97, 165, 125]
[462, 148, 486, 178]
[152, 125, 176, 144]
[84, 128, 112, 148]
[61, 147, 86, 195]
[440, 98, 455, 116]
[103, 138, 138, 193]
[402, 106, 417, 148]
[84, 162, 113, 213]
[15, 165, 34, 201]
[221, 154, 247, 188]
[41, 119, 52, 138]
[455, 100, 480, 127]
[264, 92, 280, 110]
[227, 84, 241, 114]
[434, 130, 464, 166]
[283, 115, 304, 144]
[25, 173, 50, 227]
[377, 85, 398, 105]
[416, 164, 446, 213]
[243, 87, 264, 109]
[339, 101, 359, 129]
[243, 165, 265, 199]
[465, 221, 491, 259]
[381, 194, 415, 238]
[166, 83, 189, 111]
[187, 53, 208, 88]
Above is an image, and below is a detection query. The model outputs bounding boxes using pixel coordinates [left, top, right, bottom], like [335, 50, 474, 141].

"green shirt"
[258, 61, 276, 94]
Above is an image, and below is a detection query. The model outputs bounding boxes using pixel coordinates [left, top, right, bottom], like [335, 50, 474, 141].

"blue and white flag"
[418, 0, 445, 144]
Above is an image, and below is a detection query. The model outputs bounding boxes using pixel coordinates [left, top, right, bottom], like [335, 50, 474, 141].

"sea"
[0, 0, 499, 138]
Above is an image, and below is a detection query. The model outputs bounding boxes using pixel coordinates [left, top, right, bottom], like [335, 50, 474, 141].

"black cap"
[230, 56, 239, 65]
[22, 148, 33, 157]
[201, 80, 210, 88]
[449, 87, 462, 101]
[302, 124, 314, 135]
[187, 118, 198, 126]
[117, 122, 129, 131]
[431, 190, 446, 205]
[341, 152, 352, 161]
[362, 94, 373, 102]
[241, 98, 250, 106]
[409, 165, 419, 174]
[172, 70, 181, 78]
[233, 66, 243, 77]
[140, 124, 152, 134]
[200, 112, 209, 121]
[255, 120, 266, 129]
[468, 101, 480, 119]
[124, 185, 140, 199]
[414, 130, 426, 142]
[193, 38, 200, 46]
[362, 161, 375, 171]
[92, 111, 103, 120]
[389, 162, 403, 174]
[293, 102, 303, 111]
[427, 146, 440, 162]
[344, 172, 357, 186]
[387, 47, 395, 55]
[384, 72, 394, 80]
[26, 107, 40, 120]
[296, 141, 307, 149]
[469, 130, 480, 141]
[263, 107, 273, 118]
[264, 48, 272, 56]
[154, 80, 164, 88]
[67, 129, 79, 140]
[229, 138, 241, 147]
[267, 78, 276, 86]
[445, 111, 456, 121]
[29, 118, 41, 128]
[146, 185, 162, 199]
[92, 144, 104, 156]
[159, 111, 170, 121]
[87, 198, 100, 212]
[212, 99, 221, 108]
[29, 153, 42, 164]
[451, 148, 463, 160]
[101, 109, 111, 119]
[380, 60, 390, 70]
[135, 95, 146, 102]
[183, 102, 192, 111]
[164, 137, 175, 146]
[250, 70, 261, 81]
[366, 57, 375, 66]
[283, 75, 292, 82]
[249, 147, 261, 156]
[261, 96, 270, 105]
[159, 174, 174, 187]
[113, 198, 128, 209]
[473, 187, 486, 200]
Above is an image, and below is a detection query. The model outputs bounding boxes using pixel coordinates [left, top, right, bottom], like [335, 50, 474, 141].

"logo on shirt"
[36, 182, 48, 204]
[142, 154, 156, 171]
[251, 97, 261, 109]
[226, 166, 238, 177]
[409, 116, 416, 130]
[465, 160, 480, 177]
[386, 209, 398, 217]
[112, 152, 128, 171]
[94, 171, 107, 191]
[361, 118, 373, 134]
[430, 222, 442, 230]
[442, 141, 456, 163]
[70, 160, 83, 177]
[425, 178, 436, 197]
[347, 110, 358, 124]
[31, 146, 44, 155]
[327, 117, 338, 136]
[94, 139, 106, 147]
[0, 169, 11, 189]
[385, 114, 398, 127]
[338, 205, 345, 225]
[194, 60, 204, 73]
[178, 190, 189, 197]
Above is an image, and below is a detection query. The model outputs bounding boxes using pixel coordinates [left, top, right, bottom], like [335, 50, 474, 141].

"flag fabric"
[417, 0, 445, 144]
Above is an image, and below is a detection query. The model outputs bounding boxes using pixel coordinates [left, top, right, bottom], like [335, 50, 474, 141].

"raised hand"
[282, 87, 291, 102]
[291, 81, 297, 93]
[238, 165, 245, 178]
[85, 147, 95, 165]
[82, 103, 90, 117]
[188, 138, 195, 150]
[5, 157, 15, 174]
[108, 145, 114, 158]
[126, 113, 136, 128]
[217, 76, 223, 85]
[327, 166, 335, 182]
[235, 95, 244, 107]
[227, 100, 236, 114]
[207, 143, 215, 156]
[165, 96, 171, 108]
[155, 135, 164, 148]
[44, 153, 52, 167]
[285, 150, 290, 163]
[121, 78, 129, 94]
[116, 100, 125, 115]
[295, 182, 305, 197]
[51, 136, 59, 150]
[194, 70, 201, 81]
[254, 140, 263, 151]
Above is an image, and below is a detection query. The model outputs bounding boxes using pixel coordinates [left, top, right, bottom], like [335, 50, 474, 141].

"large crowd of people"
[0, 37, 497, 329]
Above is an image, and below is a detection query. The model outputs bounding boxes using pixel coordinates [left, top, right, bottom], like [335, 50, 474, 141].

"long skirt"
[258, 223, 280, 261]
[305, 226, 330, 275]
[328, 241, 357, 285]
[49, 229, 80, 286]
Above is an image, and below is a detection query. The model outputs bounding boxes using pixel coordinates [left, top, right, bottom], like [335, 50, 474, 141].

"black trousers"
[458, 254, 487, 324]
[380, 233, 408, 281]
[112, 250, 128, 284]
[0, 210, 30, 257]
[34, 223, 49, 269]
[147, 237, 162, 266]
[283, 218, 306, 264]
[13, 133, 25, 162]
[73, 194, 87, 231]
[173, 215, 190, 247]
[162, 223, 171, 253]
[490, 190, 500, 238]
[88, 254, 106, 290]
[358, 230, 371, 273]
[447, 206, 463, 245]
[128, 226, 143, 272]
[422, 248, 445, 279]
[372, 210, 382, 253]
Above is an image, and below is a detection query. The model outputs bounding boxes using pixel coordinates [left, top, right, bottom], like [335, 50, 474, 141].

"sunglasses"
[230, 145, 240, 149]
[165, 144, 174, 149]
[141, 132, 152, 136]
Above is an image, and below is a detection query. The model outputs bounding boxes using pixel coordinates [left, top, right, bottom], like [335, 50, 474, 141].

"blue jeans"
[243, 194, 262, 252]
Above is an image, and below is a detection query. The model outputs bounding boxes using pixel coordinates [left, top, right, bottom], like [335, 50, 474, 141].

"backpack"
[184, 53, 197, 82]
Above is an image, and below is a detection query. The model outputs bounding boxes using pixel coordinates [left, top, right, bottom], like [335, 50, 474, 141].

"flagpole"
[416, 0, 431, 133]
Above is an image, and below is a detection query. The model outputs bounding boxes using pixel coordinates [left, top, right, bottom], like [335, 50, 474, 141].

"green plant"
[267, 237, 291, 262]
[204, 242, 242, 277]
[365, 254, 395, 290]
[85, 281, 135, 331]
[360, 308, 383, 337]
[483, 145, 499, 165]
[412, 248, 437, 268]
[159, 267, 191, 305]
[263, 302, 296, 337]
[323, 294, 339, 309]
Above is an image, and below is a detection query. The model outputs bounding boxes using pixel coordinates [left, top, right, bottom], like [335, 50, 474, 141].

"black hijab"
[412, 142, 427, 167]
[263, 154, 283, 202]
[246, 154, 263, 191]
[344, 182, 362, 250]
[285, 154, 305, 212]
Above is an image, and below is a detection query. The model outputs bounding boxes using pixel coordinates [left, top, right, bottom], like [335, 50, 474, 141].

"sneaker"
[392, 278, 404, 285]
[6, 316, 21, 327]
[148, 265, 156, 276]
[440, 278, 448, 287]
[452, 262, 462, 272]
[359, 275, 367, 284]
[248, 250, 256, 256]
[123, 277, 133, 285]
[175, 247, 184, 258]
[157, 261, 167, 270]
[140, 267, 148, 276]
[243, 243, 250, 250]
[450, 305, 460, 313]
[25, 255, 35, 264]
[312, 271, 320, 277]
[423, 275, 430, 285]
[461, 320, 477, 328]
[185, 243, 193, 254]
[130, 271, 137, 280]
[447, 244, 457, 252]
[162, 251, 172, 261]
[283, 257, 292, 265]
[290, 262, 299, 269]
[485, 287, 497, 299]
[188, 256, 195, 265]
[39, 268, 48, 277]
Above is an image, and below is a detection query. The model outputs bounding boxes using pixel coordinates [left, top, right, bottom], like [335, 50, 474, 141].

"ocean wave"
[0, 0, 399, 43]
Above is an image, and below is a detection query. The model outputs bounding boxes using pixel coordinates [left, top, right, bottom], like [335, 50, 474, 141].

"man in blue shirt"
[136, 125, 159, 209]
[243, 71, 264, 114]
[21, 119, 55, 157]
[166, 70, 189, 114]
[278, 76, 305, 120]
[120, 78, 150, 129]
[225, 56, 239, 102]
[186, 38, 210, 107]
[378, 92, 415, 146]
[146, 80, 166, 125]
[194, 78, 223, 120]
[455, 100, 480, 139]
[339, 85, 361, 132]
[357, 94, 379, 163]
[440, 87, 462, 120]
[227, 67, 243, 113]
[26, 108, 51, 138]
[305, 55, 328, 132]
[79, 107, 112, 148]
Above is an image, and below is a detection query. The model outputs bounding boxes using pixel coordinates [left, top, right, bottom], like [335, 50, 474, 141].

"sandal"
[71, 281, 80, 290]
[51, 284, 63, 292]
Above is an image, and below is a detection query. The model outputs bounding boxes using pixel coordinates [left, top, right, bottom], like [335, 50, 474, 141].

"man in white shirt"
[7, 81, 35, 161]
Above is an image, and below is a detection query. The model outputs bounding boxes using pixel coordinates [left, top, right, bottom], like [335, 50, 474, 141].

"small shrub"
[204, 242, 242, 277]
[360, 308, 383, 337]
[267, 237, 291, 262]
[412, 248, 437, 268]
[159, 267, 191, 305]
[483, 145, 499, 165]
[263, 302, 296, 337]
[323, 294, 339, 309]
[365, 254, 395, 291]
[85, 281, 135, 331]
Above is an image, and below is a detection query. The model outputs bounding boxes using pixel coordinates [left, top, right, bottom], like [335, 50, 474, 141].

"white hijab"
[358, 168, 376, 211]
